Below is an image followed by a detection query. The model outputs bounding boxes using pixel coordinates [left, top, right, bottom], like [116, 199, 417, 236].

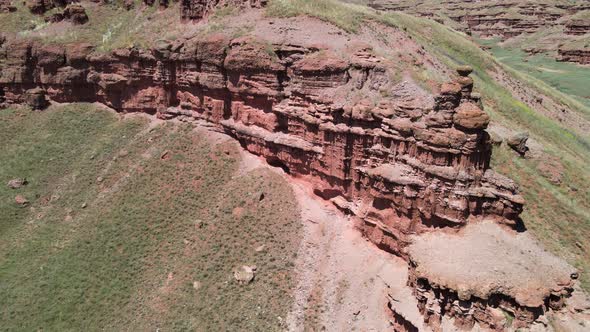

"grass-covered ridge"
[0, 104, 300, 330]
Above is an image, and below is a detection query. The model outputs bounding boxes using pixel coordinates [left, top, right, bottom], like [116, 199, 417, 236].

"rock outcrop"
[408, 221, 577, 331]
[0, 0, 16, 12]
[367, 0, 588, 39]
[46, 4, 89, 25]
[0, 27, 581, 330]
[26, 0, 74, 14]
[558, 47, 590, 65]
[180, 0, 267, 20]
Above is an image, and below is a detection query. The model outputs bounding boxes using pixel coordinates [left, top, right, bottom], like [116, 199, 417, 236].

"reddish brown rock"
[63, 4, 88, 25]
[15, 194, 29, 206]
[27, 0, 72, 14]
[366, 1, 589, 65]
[565, 20, 590, 36]
[558, 48, 590, 65]
[407, 221, 577, 330]
[439, 82, 461, 95]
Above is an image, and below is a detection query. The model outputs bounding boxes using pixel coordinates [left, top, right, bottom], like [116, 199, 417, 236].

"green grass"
[0, 104, 300, 330]
[0, 1, 182, 51]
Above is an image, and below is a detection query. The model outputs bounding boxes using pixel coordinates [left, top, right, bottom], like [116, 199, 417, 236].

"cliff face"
[0, 35, 525, 253]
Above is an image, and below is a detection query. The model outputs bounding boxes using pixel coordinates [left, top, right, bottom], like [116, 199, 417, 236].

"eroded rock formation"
[558, 47, 590, 65]
[367, 0, 588, 38]
[46, 4, 89, 24]
[408, 221, 577, 331]
[26, 0, 74, 14]
[0, 35, 524, 247]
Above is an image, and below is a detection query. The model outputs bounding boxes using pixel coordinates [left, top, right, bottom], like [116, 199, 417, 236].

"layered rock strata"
[565, 20, 590, 36]
[0, 35, 524, 250]
[26, 0, 74, 14]
[558, 47, 590, 65]
[366, 0, 588, 39]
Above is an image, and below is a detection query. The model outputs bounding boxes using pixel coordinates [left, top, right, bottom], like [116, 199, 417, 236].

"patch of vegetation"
[502, 309, 515, 327]
[266, 0, 366, 32]
[0, 1, 182, 51]
[0, 104, 300, 330]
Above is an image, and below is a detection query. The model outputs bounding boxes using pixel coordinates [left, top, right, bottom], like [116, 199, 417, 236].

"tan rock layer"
[407, 263, 571, 331]
[558, 48, 590, 65]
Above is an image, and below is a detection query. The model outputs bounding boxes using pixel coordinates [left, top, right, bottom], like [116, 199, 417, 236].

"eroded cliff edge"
[0, 8, 585, 331]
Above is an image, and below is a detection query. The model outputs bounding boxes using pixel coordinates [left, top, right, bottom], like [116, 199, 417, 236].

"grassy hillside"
[0, 104, 300, 331]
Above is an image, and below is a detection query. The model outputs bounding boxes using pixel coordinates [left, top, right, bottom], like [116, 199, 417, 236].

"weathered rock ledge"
[408, 221, 577, 331]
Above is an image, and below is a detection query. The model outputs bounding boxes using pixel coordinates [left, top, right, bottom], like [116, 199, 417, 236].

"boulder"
[7, 178, 27, 189]
[233, 265, 256, 284]
[15, 195, 29, 206]
[123, 0, 134, 10]
[507, 132, 529, 156]
[63, 4, 88, 25]
[453, 102, 490, 129]
[24, 88, 49, 109]
[440, 82, 461, 95]
[456, 65, 473, 77]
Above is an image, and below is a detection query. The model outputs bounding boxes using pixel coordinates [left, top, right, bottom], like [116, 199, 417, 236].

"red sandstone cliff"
[0, 35, 525, 249]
